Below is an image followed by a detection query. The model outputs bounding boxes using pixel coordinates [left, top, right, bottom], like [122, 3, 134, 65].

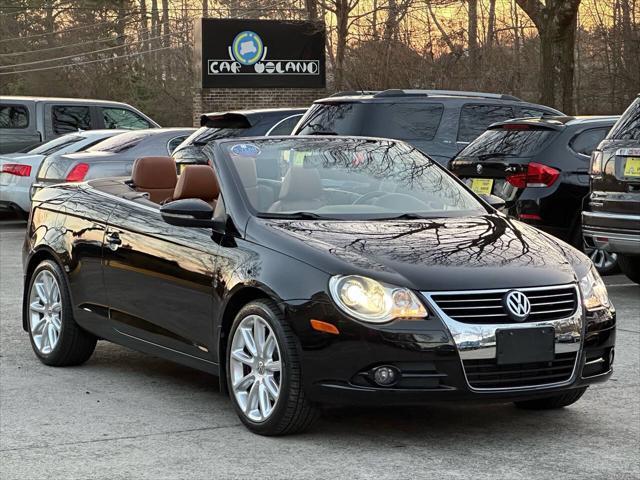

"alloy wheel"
[229, 314, 282, 422]
[29, 270, 62, 354]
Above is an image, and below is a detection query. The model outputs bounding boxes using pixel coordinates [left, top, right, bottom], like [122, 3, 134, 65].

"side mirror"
[479, 194, 506, 209]
[161, 198, 221, 229]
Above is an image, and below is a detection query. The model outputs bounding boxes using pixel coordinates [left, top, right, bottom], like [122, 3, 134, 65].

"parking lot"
[0, 218, 638, 480]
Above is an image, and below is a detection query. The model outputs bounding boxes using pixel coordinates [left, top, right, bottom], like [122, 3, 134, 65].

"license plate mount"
[496, 327, 555, 365]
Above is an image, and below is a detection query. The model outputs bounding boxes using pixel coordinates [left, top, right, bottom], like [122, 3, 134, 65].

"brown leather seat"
[173, 165, 220, 207]
[131, 156, 177, 204]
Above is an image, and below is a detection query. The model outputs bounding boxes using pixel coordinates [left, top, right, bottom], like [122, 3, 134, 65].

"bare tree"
[515, 0, 582, 113]
[321, 0, 360, 90]
[467, 0, 479, 71]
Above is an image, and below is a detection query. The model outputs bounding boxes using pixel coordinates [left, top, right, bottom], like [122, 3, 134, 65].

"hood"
[250, 214, 590, 291]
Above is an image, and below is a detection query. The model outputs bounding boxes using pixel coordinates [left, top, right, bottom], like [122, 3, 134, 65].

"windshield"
[173, 126, 256, 163]
[220, 138, 485, 219]
[29, 134, 82, 155]
[458, 128, 556, 157]
[87, 130, 151, 153]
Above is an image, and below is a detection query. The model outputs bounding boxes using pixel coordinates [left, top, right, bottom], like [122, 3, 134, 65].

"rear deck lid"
[451, 123, 560, 198]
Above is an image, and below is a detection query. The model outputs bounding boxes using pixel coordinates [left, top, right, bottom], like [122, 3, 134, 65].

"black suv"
[450, 116, 619, 274]
[292, 89, 562, 165]
[583, 96, 640, 283]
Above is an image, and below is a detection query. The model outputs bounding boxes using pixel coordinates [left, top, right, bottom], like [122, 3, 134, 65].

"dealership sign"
[196, 19, 326, 88]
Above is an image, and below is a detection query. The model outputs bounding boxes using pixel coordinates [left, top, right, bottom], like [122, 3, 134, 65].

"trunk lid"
[450, 123, 560, 204]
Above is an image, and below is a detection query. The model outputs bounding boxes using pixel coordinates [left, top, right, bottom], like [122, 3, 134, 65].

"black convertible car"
[23, 136, 615, 435]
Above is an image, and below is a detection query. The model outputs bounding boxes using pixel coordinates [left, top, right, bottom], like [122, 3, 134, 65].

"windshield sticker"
[231, 143, 261, 157]
[282, 150, 312, 166]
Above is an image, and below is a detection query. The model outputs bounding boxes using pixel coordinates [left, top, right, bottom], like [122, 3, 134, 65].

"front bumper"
[583, 211, 640, 255]
[289, 286, 615, 406]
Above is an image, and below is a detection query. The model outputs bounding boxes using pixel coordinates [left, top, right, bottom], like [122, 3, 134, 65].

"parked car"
[450, 115, 620, 274]
[172, 108, 306, 172]
[30, 128, 194, 198]
[24, 135, 614, 435]
[0, 96, 159, 154]
[583, 96, 640, 283]
[1, 129, 127, 216]
[292, 89, 562, 165]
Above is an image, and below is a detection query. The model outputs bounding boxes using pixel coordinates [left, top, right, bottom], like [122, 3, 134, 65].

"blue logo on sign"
[231, 31, 264, 66]
[230, 143, 261, 157]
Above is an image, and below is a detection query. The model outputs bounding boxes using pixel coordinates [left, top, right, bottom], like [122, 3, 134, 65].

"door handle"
[106, 232, 122, 251]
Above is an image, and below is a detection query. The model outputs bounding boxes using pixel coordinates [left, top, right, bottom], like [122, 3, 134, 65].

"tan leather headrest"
[173, 165, 220, 202]
[132, 156, 177, 189]
[279, 167, 323, 201]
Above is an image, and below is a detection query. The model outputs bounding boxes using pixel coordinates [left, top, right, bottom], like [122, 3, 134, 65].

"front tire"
[226, 299, 318, 435]
[617, 254, 640, 284]
[514, 387, 587, 410]
[26, 260, 97, 366]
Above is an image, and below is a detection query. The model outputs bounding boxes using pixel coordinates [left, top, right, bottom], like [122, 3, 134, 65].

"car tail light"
[590, 151, 603, 175]
[518, 213, 542, 221]
[506, 162, 559, 188]
[1, 163, 31, 176]
[65, 163, 90, 182]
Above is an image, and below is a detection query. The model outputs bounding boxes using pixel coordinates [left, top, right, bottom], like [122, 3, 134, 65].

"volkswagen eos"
[22, 136, 615, 435]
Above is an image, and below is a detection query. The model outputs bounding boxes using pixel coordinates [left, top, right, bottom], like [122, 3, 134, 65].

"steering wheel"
[352, 191, 388, 205]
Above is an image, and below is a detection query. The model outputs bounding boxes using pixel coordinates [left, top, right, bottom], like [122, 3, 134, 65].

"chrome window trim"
[421, 284, 583, 392]
[583, 211, 640, 222]
[265, 114, 304, 136]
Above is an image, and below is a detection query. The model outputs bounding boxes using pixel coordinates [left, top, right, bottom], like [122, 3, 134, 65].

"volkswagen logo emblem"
[503, 290, 531, 321]
[476, 164, 483, 174]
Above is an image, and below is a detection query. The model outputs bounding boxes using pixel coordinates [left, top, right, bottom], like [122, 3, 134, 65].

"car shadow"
[81, 341, 587, 443]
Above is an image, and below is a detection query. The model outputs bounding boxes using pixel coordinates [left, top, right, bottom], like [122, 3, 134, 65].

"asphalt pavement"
[1, 220, 638, 480]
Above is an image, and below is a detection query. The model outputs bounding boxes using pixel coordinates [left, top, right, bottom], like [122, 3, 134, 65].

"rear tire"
[226, 299, 319, 435]
[26, 260, 97, 366]
[617, 254, 640, 284]
[514, 387, 587, 410]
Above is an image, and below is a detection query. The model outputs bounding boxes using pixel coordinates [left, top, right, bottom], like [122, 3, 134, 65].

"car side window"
[267, 114, 303, 136]
[569, 128, 609, 156]
[102, 107, 151, 129]
[457, 104, 515, 143]
[167, 135, 188, 154]
[0, 104, 29, 128]
[52, 105, 91, 134]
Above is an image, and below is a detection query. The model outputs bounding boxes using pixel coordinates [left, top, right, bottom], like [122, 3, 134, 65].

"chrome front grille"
[430, 285, 578, 324]
[463, 352, 577, 389]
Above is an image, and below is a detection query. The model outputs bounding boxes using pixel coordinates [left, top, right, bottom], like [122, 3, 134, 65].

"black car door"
[102, 198, 219, 363]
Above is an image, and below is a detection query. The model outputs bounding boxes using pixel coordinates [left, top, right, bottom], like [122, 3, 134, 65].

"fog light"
[373, 366, 398, 386]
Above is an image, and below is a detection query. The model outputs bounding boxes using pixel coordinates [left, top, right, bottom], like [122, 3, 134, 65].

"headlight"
[329, 275, 427, 323]
[578, 266, 610, 311]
